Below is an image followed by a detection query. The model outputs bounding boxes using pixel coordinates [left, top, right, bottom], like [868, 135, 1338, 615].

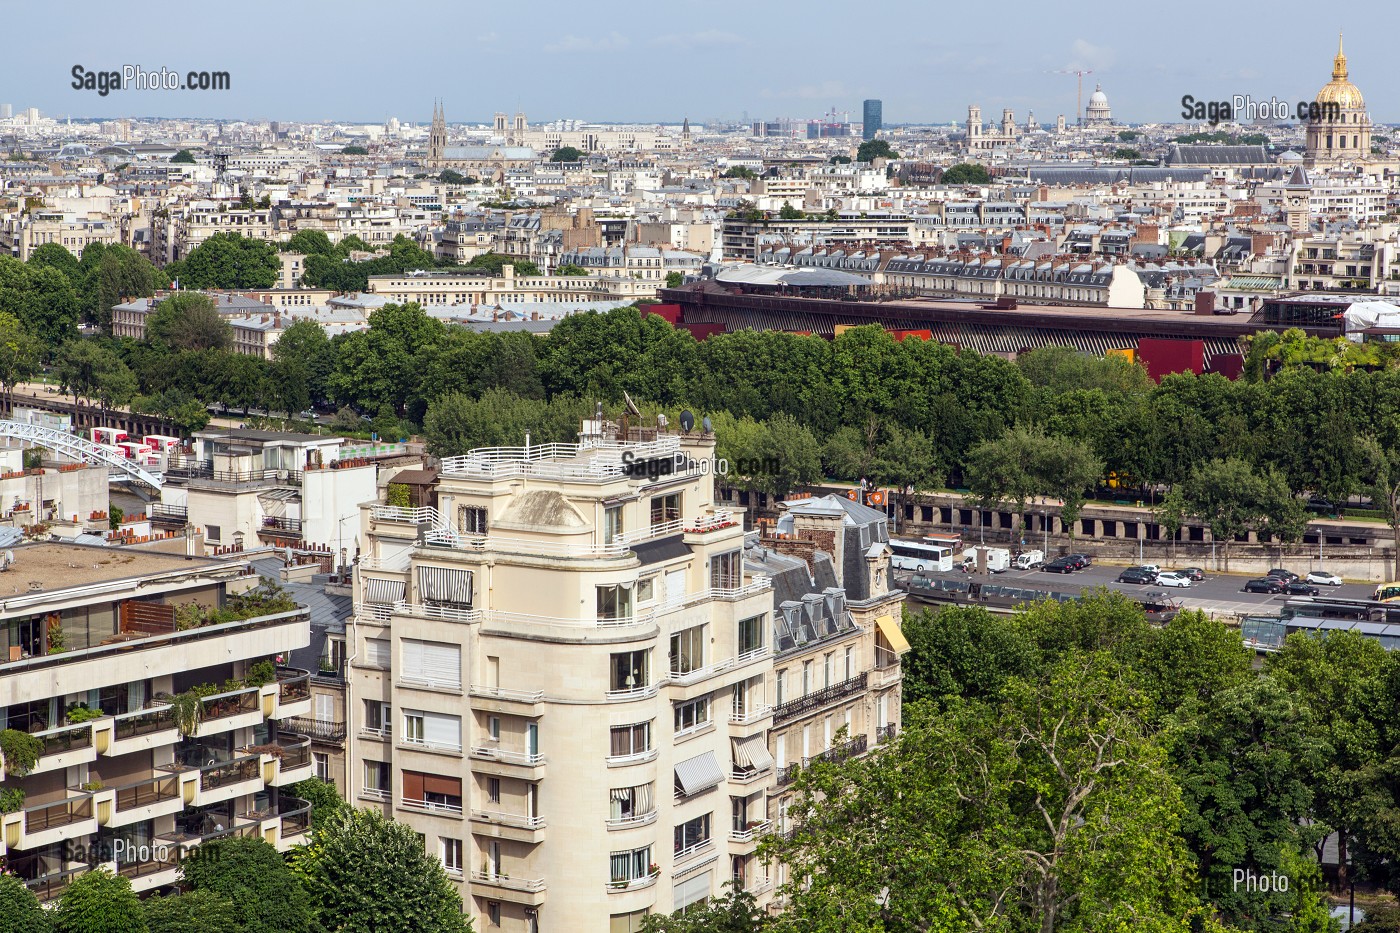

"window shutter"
[313, 694, 335, 722]
[673, 870, 712, 910]
[402, 770, 425, 801]
[365, 637, 391, 669]
[423, 711, 461, 750]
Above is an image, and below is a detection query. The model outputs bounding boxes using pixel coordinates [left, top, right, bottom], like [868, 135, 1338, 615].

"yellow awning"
[876, 615, 911, 655]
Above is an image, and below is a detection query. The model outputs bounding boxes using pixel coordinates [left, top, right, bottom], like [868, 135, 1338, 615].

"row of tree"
[0, 779, 470, 933]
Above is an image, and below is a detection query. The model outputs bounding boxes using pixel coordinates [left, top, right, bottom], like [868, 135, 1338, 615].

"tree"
[463, 252, 540, 277]
[1155, 487, 1187, 561]
[282, 229, 335, 257]
[872, 423, 941, 529]
[778, 201, 804, 220]
[941, 162, 990, 184]
[0, 311, 41, 408]
[899, 604, 1036, 709]
[141, 891, 239, 933]
[290, 806, 471, 933]
[555, 263, 589, 276]
[341, 145, 368, 156]
[147, 293, 232, 352]
[0, 256, 81, 349]
[1112, 147, 1142, 160]
[1359, 434, 1400, 579]
[288, 777, 348, 830]
[855, 139, 899, 162]
[26, 242, 80, 280]
[550, 145, 583, 162]
[0, 872, 50, 933]
[1135, 610, 1253, 719]
[170, 149, 196, 163]
[180, 835, 311, 933]
[639, 882, 767, 933]
[1178, 457, 1282, 571]
[57, 341, 130, 426]
[664, 271, 684, 288]
[438, 169, 476, 185]
[830, 154, 853, 164]
[963, 426, 1043, 539]
[721, 166, 757, 179]
[750, 412, 821, 496]
[423, 390, 585, 456]
[175, 232, 280, 289]
[54, 868, 145, 933]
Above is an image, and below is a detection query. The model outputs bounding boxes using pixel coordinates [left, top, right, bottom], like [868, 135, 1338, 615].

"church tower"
[967, 105, 983, 149]
[1283, 166, 1312, 234]
[428, 99, 446, 167]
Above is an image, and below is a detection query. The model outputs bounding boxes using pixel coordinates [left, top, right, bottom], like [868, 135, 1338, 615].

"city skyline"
[0, 1, 1388, 125]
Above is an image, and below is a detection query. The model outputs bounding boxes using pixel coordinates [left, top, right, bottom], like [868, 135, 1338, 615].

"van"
[962, 546, 1011, 574]
[1013, 550, 1044, 570]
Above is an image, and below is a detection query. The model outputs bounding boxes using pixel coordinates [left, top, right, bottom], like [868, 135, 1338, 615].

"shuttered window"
[365, 637, 391, 670]
[401, 638, 461, 690]
[417, 566, 473, 608]
[673, 869, 712, 911]
[403, 709, 462, 751]
[313, 694, 335, 723]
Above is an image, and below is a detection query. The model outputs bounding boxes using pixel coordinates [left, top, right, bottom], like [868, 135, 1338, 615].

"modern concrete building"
[0, 542, 313, 904]
[348, 422, 906, 931]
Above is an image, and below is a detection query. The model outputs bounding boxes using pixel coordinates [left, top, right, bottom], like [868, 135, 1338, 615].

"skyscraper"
[862, 99, 882, 140]
[0, 103, 11, 120]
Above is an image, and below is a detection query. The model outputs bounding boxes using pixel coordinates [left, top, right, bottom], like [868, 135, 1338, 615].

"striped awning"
[732, 734, 774, 771]
[674, 751, 724, 797]
[417, 565, 473, 607]
[364, 578, 406, 605]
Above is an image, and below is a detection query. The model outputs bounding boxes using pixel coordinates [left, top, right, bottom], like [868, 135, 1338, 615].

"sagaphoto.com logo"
[72, 64, 230, 97]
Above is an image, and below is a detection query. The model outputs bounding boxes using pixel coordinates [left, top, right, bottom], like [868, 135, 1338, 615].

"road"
[898, 562, 1376, 618]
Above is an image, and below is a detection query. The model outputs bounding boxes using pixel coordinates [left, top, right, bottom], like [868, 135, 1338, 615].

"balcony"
[471, 870, 547, 906]
[606, 747, 658, 768]
[283, 716, 347, 743]
[109, 773, 186, 828]
[605, 810, 658, 831]
[730, 767, 771, 786]
[360, 725, 392, 742]
[673, 837, 715, 864]
[772, 672, 868, 726]
[197, 755, 263, 805]
[468, 686, 545, 717]
[116, 844, 182, 892]
[607, 870, 660, 894]
[468, 745, 545, 779]
[877, 724, 899, 744]
[23, 866, 87, 903]
[6, 794, 97, 850]
[274, 666, 312, 718]
[28, 721, 96, 774]
[872, 647, 902, 687]
[260, 515, 304, 539]
[256, 733, 313, 786]
[104, 705, 178, 756]
[195, 686, 263, 737]
[235, 793, 312, 847]
[729, 704, 773, 727]
[605, 683, 659, 702]
[179, 464, 303, 490]
[148, 503, 188, 526]
[730, 818, 772, 844]
[470, 808, 547, 844]
[400, 797, 464, 818]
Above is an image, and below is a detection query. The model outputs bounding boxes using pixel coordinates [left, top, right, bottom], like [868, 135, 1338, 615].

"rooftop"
[0, 542, 223, 607]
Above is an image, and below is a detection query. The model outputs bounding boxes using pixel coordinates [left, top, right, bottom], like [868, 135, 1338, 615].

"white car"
[1305, 570, 1343, 586]
[1155, 571, 1192, 588]
[1136, 564, 1161, 575]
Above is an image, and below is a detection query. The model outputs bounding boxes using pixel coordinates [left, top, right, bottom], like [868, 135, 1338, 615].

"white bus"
[890, 539, 954, 573]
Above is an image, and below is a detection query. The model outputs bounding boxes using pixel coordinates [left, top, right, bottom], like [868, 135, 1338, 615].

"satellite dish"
[622, 390, 642, 418]
[679, 410, 695, 433]
[701, 415, 713, 434]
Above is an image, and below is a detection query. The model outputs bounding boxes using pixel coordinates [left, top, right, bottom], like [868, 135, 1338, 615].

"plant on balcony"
[0, 785, 26, 812]
[80, 778, 104, 791]
[46, 619, 66, 654]
[649, 862, 660, 875]
[166, 690, 204, 737]
[0, 728, 42, 776]
[244, 659, 277, 687]
[386, 482, 411, 508]
[66, 704, 106, 724]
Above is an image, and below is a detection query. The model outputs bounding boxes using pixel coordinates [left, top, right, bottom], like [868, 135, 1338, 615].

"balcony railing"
[200, 686, 260, 722]
[674, 837, 714, 862]
[23, 794, 94, 832]
[34, 722, 93, 758]
[469, 686, 545, 704]
[401, 797, 464, 816]
[469, 746, 544, 767]
[877, 724, 899, 744]
[874, 646, 901, 671]
[113, 705, 175, 741]
[471, 870, 547, 892]
[117, 847, 180, 881]
[607, 870, 660, 893]
[199, 755, 261, 790]
[605, 683, 659, 702]
[730, 767, 770, 785]
[772, 673, 868, 725]
[24, 866, 87, 902]
[260, 515, 304, 536]
[276, 666, 311, 703]
[274, 733, 312, 771]
[471, 809, 546, 830]
[148, 503, 188, 524]
[284, 716, 347, 742]
[730, 705, 772, 725]
[177, 464, 303, 486]
[115, 774, 181, 811]
[605, 810, 658, 830]
[730, 818, 772, 843]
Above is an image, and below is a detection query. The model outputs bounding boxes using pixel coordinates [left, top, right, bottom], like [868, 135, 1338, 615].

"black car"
[1067, 554, 1093, 569]
[1243, 578, 1286, 594]
[1117, 568, 1156, 585]
[1042, 557, 1077, 573]
[1265, 568, 1299, 583]
[1179, 567, 1205, 582]
[1284, 581, 1320, 596]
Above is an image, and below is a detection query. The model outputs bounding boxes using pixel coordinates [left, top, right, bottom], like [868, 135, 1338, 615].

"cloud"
[544, 32, 630, 53]
[1064, 38, 1115, 73]
[760, 80, 855, 101]
[476, 31, 499, 45]
[655, 29, 747, 48]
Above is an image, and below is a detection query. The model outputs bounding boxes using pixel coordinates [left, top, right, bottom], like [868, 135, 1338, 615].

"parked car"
[1042, 557, 1078, 573]
[1156, 571, 1192, 588]
[1066, 553, 1093, 569]
[1284, 581, 1320, 596]
[1305, 570, 1343, 586]
[1306, 496, 1336, 515]
[1265, 568, 1299, 583]
[1134, 564, 1161, 575]
[1117, 568, 1156, 585]
[1243, 578, 1286, 594]
[1179, 567, 1205, 582]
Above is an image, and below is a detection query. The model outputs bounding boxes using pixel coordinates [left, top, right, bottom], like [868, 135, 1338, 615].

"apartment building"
[0, 542, 313, 904]
[367, 265, 658, 307]
[351, 424, 806, 931]
[151, 201, 275, 265]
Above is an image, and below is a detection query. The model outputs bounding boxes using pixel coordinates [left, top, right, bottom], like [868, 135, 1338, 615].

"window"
[487, 777, 500, 804]
[417, 566, 473, 610]
[823, 653, 833, 688]
[650, 493, 680, 528]
[403, 709, 460, 750]
[458, 505, 487, 535]
[845, 646, 855, 681]
[206, 524, 221, 543]
[403, 711, 424, 743]
[400, 639, 461, 690]
[775, 670, 785, 707]
[440, 837, 463, 874]
[597, 584, 633, 621]
[669, 624, 705, 675]
[321, 636, 345, 673]
[710, 550, 741, 589]
[609, 783, 655, 822]
[365, 636, 391, 669]
[636, 577, 655, 602]
[313, 752, 329, 781]
[486, 901, 500, 927]
[604, 505, 624, 544]
[402, 770, 462, 812]
[674, 696, 711, 734]
[610, 722, 651, 757]
[363, 760, 390, 796]
[738, 615, 764, 656]
[610, 845, 652, 883]
[363, 700, 391, 736]
[610, 910, 648, 933]
[610, 650, 648, 691]
[674, 813, 712, 856]
[775, 733, 786, 770]
[802, 661, 812, 696]
[674, 869, 712, 914]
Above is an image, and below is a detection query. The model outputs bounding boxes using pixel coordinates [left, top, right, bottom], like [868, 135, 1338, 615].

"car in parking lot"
[1179, 567, 1205, 582]
[1116, 568, 1157, 585]
[1265, 568, 1299, 584]
[1155, 571, 1192, 588]
[1305, 570, 1343, 586]
[1042, 557, 1078, 573]
[1243, 578, 1286, 594]
[1283, 581, 1320, 596]
[1066, 554, 1093, 570]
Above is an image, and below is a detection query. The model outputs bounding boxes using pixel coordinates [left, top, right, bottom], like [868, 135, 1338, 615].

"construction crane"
[1051, 69, 1093, 127]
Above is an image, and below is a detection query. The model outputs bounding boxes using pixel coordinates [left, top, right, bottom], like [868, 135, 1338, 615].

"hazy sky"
[1, 1, 1386, 126]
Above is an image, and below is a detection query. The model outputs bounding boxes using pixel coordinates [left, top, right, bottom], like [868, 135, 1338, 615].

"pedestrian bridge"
[0, 421, 163, 490]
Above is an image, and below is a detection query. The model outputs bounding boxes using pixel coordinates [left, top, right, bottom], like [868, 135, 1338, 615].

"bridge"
[0, 421, 164, 490]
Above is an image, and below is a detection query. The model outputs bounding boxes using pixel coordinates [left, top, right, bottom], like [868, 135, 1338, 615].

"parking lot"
[898, 561, 1376, 618]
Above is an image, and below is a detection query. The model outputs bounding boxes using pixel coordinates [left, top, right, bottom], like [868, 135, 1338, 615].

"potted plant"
[168, 690, 203, 737]
[0, 728, 43, 776]
[0, 786, 25, 813]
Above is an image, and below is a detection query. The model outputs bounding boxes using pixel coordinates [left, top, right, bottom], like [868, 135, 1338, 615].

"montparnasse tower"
[1305, 33, 1371, 167]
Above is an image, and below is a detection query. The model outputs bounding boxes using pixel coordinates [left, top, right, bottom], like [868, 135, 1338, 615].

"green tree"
[555, 263, 589, 276]
[1118, 130, 1141, 141]
[282, 229, 335, 257]
[941, 162, 989, 184]
[872, 423, 941, 528]
[664, 271, 684, 288]
[1136, 610, 1253, 718]
[1359, 433, 1400, 579]
[175, 232, 280, 289]
[170, 149, 196, 163]
[550, 145, 583, 162]
[855, 139, 899, 162]
[26, 242, 81, 280]
[0, 872, 50, 933]
[1179, 456, 1289, 571]
[639, 883, 767, 933]
[721, 166, 757, 179]
[438, 169, 476, 185]
[1112, 147, 1141, 160]
[290, 807, 471, 933]
[750, 412, 821, 496]
[463, 252, 540, 277]
[0, 256, 81, 349]
[899, 604, 1036, 709]
[180, 835, 311, 933]
[963, 425, 1042, 539]
[778, 201, 804, 220]
[423, 389, 585, 456]
[341, 145, 368, 156]
[288, 777, 348, 830]
[0, 311, 42, 408]
[147, 293, 232, 352]
[57, 340, 131, 425]
[141, 891, 239, 933]
[830, 154, 853, 164]
[54, 868, 145, 933]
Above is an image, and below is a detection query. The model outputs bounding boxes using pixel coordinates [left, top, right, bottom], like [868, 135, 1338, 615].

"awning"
[732, 735, 774, 772]
[418, 565, 473, 607]
[674, 751, 724, 797]
[876, 615, 911, 655]
[631, 534, 690, 567]
[364, 578, 406, 605]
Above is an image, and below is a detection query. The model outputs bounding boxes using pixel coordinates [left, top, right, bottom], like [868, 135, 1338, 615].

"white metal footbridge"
[0, 421, 164, 489]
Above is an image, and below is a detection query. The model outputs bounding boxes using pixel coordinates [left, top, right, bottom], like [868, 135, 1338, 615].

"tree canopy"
[941, 162, 991, 184]
[549, 145, 583, 162]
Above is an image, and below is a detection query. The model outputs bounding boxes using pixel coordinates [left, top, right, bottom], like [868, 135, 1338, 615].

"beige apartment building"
[349, 425, 906, 931]
[0, 542, 313, 904]
[367, 265, 657, 307]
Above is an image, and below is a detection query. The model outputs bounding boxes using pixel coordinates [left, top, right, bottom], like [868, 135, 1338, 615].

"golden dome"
[1316, 33, 1365, 110]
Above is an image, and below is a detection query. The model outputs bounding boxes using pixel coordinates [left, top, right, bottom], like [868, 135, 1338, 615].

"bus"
[890, 539, 954, 573]
[1374, 582, 1400, 603]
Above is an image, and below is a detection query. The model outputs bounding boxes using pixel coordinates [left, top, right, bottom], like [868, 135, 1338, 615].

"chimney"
[1194, 291, 1216, 315]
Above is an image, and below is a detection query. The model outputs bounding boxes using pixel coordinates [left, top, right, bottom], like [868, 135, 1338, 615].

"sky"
[0, 1, 1389, 126]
